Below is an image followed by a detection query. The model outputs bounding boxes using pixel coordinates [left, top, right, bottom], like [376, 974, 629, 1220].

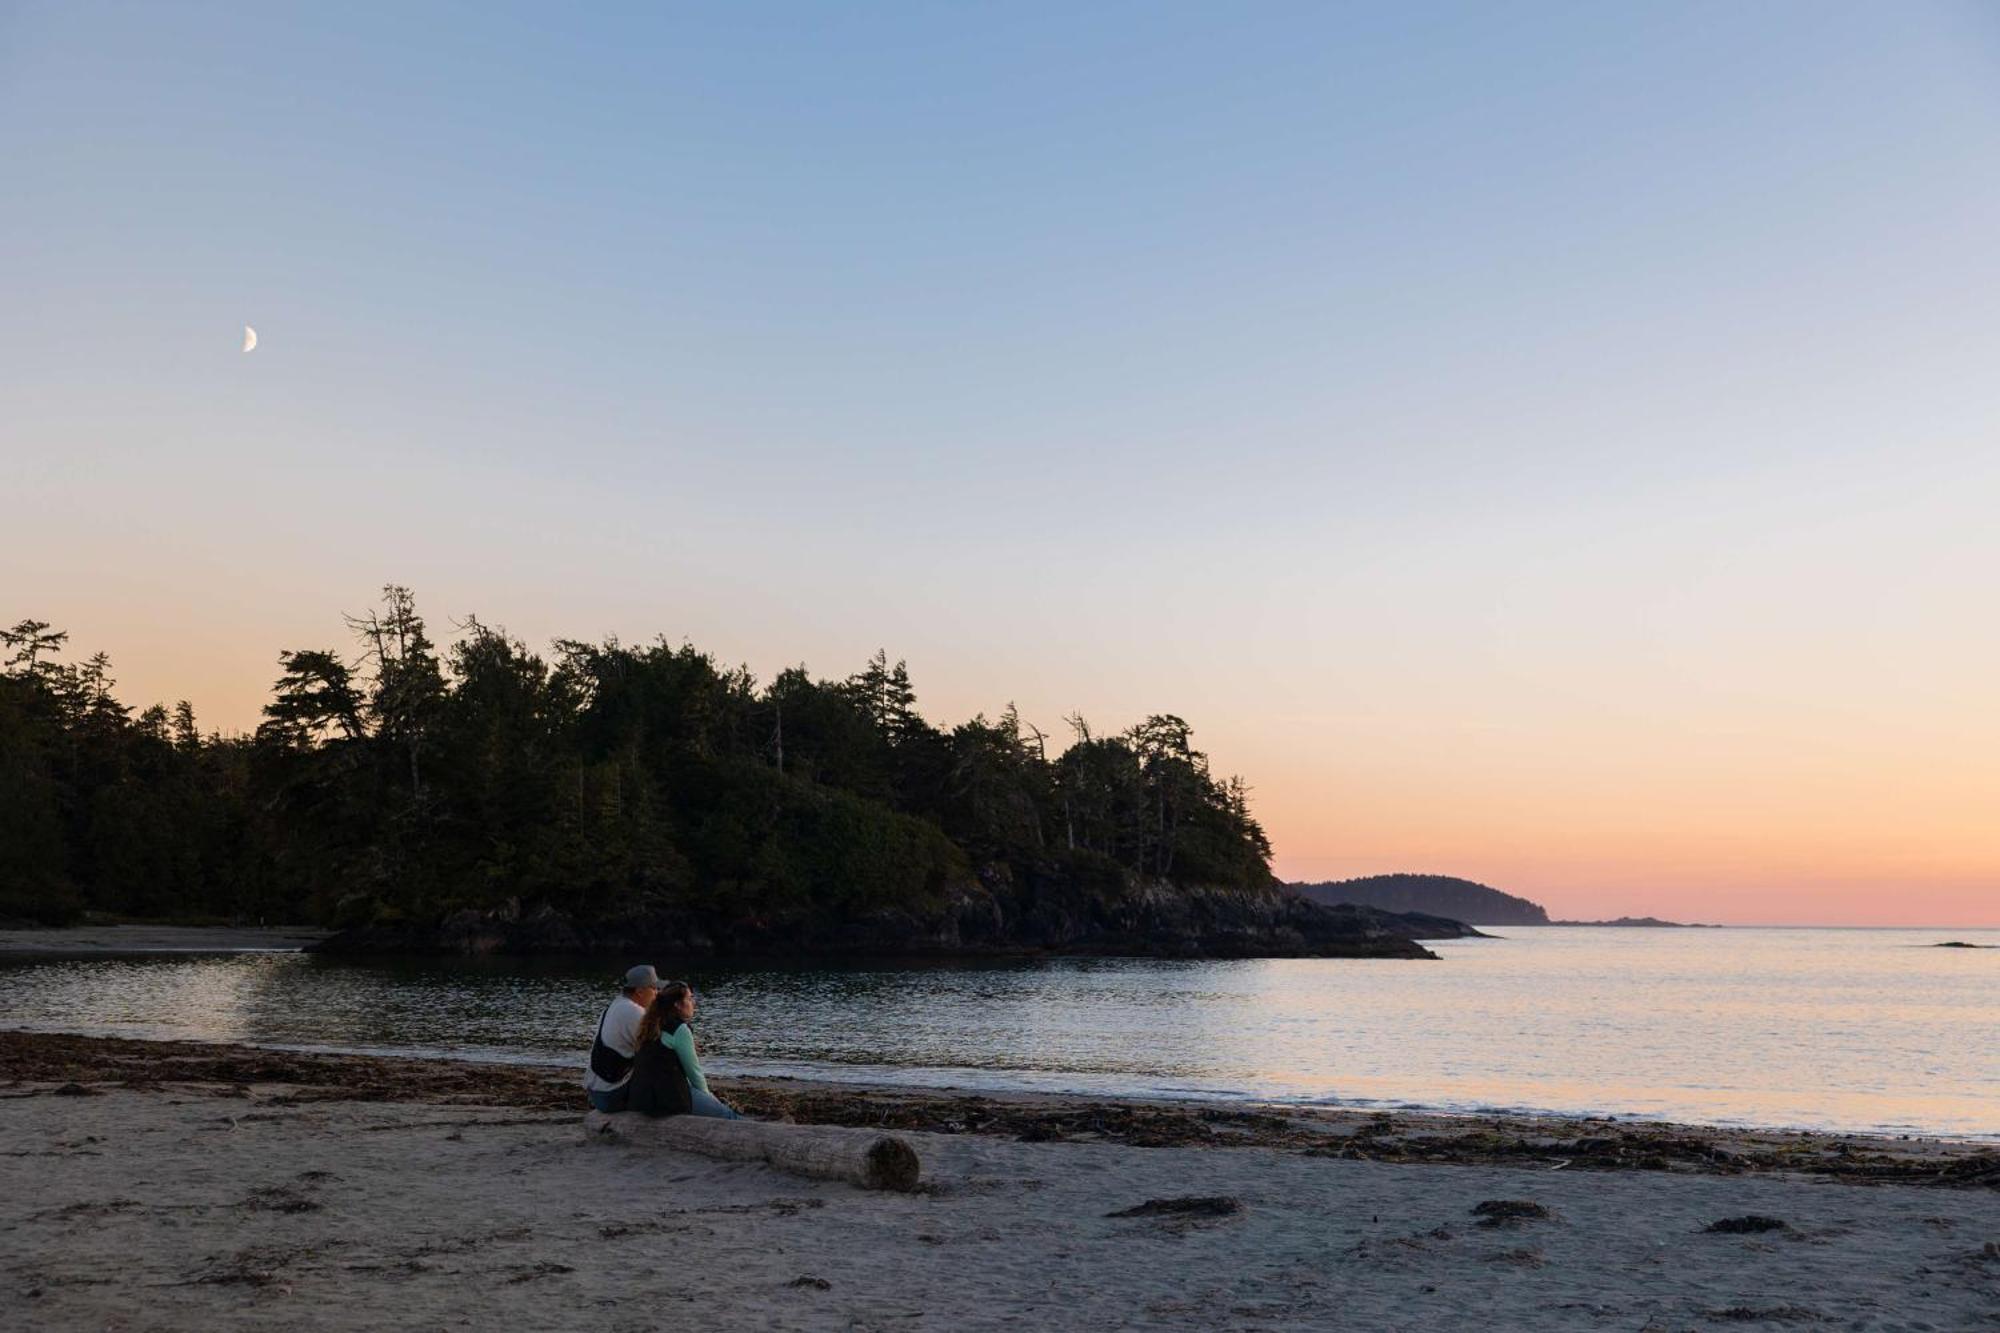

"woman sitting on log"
[629, 981, 744, 1120]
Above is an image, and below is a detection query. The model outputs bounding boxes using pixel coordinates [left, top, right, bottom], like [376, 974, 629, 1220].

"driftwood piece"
[583, 1110, 921, 1192]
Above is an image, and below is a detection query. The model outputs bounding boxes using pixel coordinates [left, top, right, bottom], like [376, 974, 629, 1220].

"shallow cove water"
[2, 926, 1994, 1139]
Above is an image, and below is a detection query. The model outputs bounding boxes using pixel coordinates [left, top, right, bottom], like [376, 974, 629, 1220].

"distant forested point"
[1547, 915, 1718, 928]
[1, 590, 1392, 957]
[1291, 874, 1552, 926]
[1293, 875, 1710, 928]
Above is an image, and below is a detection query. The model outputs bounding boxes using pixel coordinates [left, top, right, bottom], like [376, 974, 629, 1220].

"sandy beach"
[3, 1033, 1995, 1331]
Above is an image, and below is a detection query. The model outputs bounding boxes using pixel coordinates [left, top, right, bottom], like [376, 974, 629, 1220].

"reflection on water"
[2, 928, 1995, 1139]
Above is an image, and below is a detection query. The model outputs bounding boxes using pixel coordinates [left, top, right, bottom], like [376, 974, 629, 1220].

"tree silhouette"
[0, 592, 1276, 929]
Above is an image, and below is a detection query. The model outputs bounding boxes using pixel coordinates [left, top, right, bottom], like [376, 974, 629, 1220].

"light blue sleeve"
[663, 1023, 708, 1093]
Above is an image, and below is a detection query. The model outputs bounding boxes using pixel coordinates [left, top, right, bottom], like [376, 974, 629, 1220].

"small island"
[1291, 873, 1713, 928]
[1290, 873, 1550, 925]
[1548, 916, 1722, 929]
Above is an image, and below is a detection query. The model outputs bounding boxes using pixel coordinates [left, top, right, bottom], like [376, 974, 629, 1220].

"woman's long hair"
[636, 981, 691, 1049]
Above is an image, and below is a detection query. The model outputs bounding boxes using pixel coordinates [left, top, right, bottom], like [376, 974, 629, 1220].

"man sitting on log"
[583, 964, 662, 1113]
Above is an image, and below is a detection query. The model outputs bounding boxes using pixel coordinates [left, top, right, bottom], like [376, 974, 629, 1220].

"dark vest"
[628, 1027, 693, 1118]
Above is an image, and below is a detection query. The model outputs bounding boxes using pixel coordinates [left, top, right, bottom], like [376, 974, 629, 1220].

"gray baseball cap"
[622, 964, 667, 991]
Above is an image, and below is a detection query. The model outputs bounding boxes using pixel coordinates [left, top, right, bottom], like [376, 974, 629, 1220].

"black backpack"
[588, 1001, 636, 1086]
[628, 1029, 693, 1118]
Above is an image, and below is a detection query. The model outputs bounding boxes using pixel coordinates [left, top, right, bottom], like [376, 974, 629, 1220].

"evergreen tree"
[348, 585, 446, 800]
[257, 650, 366, 747]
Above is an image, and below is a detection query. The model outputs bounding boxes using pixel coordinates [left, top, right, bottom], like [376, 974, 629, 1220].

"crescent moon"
[242, 325, 258, 353]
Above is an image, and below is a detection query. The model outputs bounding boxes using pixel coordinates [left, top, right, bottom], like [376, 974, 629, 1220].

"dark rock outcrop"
[1703, 1215, 1788, 1235]
[314, 866, 1454, 960]
[1380, 910, 1490, 941]
[1106, 1197, 1244, 1219]
[1472, 1200, 1552, 1226]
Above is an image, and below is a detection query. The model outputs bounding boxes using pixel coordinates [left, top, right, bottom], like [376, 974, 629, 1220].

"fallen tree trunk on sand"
[583, 1110, 922, 1192]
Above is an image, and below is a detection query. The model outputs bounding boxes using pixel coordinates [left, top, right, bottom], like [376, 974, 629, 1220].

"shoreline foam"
[5, 1022, 1997, 1149]
[5, 1031, 1996, 1181]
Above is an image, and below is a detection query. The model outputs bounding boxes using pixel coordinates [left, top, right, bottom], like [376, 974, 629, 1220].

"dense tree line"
[0, 589, 1275, 927]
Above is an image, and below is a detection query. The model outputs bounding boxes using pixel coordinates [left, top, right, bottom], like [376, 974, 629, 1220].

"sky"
[5, 3, 2000, 926]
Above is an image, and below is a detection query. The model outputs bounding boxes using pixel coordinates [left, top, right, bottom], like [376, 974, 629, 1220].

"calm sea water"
[2, 927, 1994, 1139]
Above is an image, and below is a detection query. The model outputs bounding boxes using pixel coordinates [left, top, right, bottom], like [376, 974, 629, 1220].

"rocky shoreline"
[0, 925, 331, 955]
[313, 875, 1479, 960]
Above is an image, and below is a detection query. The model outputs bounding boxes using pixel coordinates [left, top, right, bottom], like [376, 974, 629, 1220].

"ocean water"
[2, 926, 1994, 1139]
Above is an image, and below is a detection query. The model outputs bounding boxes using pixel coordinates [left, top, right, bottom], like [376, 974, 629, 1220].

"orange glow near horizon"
[1241, 718, 2000, 928]
[32, 584, 2000, 931]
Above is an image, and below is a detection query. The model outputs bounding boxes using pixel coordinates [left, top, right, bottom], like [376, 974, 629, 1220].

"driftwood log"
[583, 1110, 922, 1192]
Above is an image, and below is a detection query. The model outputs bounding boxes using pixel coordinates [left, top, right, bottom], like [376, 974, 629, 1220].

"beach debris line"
[1105, 1196, 1244, 1219]
[8, 1033, 1998, 1190]
[583, 1110, 921, 1192]
[1704, 1215, 1789, 1234]
[1705, 1305, 1822, 1323]
[1471, 1200, 1552, 1227]
[239, 1185, 322, 1214]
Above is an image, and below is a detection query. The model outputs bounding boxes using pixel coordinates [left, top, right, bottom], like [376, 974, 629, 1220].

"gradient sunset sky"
[7, 4, 2000, 925]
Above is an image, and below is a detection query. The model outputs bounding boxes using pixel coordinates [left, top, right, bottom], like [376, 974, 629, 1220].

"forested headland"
[1292, 874, 1552, 926]
[1, 589, 1443, 957]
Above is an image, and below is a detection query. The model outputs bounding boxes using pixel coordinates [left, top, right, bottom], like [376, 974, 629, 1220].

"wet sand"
[3, 1032, 1997, 1330]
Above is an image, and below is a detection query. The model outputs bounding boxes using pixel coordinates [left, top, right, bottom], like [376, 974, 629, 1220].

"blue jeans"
[691, 1088, 742, 1120]
[587, 1085, 630, 1113]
